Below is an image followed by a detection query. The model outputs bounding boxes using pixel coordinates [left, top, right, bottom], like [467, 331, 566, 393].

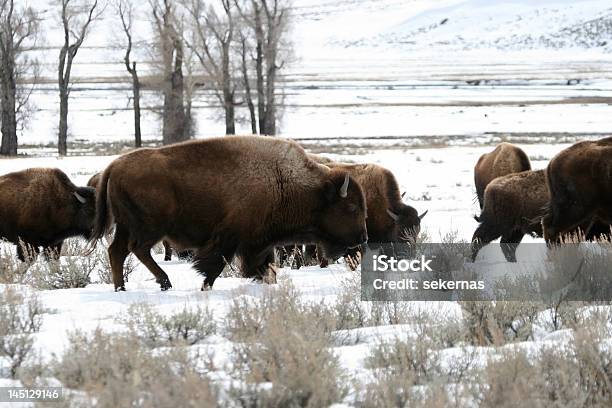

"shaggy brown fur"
[472, 169, 611, 261]
[87, 172, 101, 189]
[324, 162, 425, 244]
[290, 158, 427, 269]
[474, 143, 531, 209]
[91, 136, 368, 291]
[472, 170, 547, 262]
[89, 171, 178, 262]
[543, 137, 612, 242]
[0, 168, 96, 261]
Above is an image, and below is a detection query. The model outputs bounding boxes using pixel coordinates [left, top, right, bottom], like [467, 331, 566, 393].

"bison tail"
[90, 167, 113, 245]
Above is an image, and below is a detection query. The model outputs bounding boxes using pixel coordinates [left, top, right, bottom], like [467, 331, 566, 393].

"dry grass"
[0, 287, 44, 379]
[53, 329, 218, 407]
[226, 280, 347, 407]
[0, 243, 29, 284]
[118, 302, 216, 347]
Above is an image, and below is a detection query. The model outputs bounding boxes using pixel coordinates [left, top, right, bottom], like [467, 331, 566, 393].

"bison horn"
[339, 174, 350, 198]
[419, 210, 429, 220]
[401, 192, 406, 199]
[386, 209, 400, 222]
[73, 191, 87, 204]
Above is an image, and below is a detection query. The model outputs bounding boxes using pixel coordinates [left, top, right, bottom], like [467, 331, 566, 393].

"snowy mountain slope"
[316, 0, 612, 52]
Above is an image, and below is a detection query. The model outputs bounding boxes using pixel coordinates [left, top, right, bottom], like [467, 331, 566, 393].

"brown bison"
[543, 137, 612, 242]
[472, 169, 611, 262]
[89, 171, 176, 261]
[90, 136, 368, 291]
[472, 170, 547, 262]
[286, 159, 427, 269]
[0, 168, 96, 261]
[87, 172, 101, 189]
[474, 143, 531, 209]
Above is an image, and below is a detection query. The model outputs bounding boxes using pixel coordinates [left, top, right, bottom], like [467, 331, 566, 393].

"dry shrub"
[459, 300, 543, 346]
[481, 347, 583, 407]
[331, 270, 414, 331]
[53, 329, 217, 408]
[119, 302, 216, 347]
[27, 256, 97, 290]
[362, 333, 476, 407]
[482, 323, 612, 407]
[227, 280, 347, 407]
[0, 287, 44, 378]
[96, 241, 137, 285]
[0, 244, 29, 284]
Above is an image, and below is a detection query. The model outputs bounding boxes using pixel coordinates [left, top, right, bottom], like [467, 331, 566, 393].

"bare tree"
[116, 0, 141, 147]
[184, 0, 238, 135]
[235, 0, 291, 136]
[0, 0, 40, 156]
[150, 0, 189, 145]
[238, 31, 256, 134]
[57, 0, 102, 156]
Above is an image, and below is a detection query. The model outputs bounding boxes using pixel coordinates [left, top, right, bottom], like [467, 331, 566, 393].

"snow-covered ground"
[0, 141, 592, 384]
[3, 0, 612, 403]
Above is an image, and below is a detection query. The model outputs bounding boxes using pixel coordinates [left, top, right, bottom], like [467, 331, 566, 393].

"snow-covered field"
[2, 0, 612, 404]
[0, 141, 603, 402]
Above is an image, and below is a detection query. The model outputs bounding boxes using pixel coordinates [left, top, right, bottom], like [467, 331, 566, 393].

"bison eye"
[347, 204, 358, 214]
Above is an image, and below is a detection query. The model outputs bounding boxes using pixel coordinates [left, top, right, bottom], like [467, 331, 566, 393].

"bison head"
[316, 170, 368, 259]
[386, 204, 427, 244]
[72, 186, 97, 239]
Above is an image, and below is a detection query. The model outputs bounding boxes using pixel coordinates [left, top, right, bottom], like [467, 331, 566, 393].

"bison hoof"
[201, 283, 212, 291]
[115, 286, 126, 292]
[164, 256, 171, 261]
[159, 279, 172, 291]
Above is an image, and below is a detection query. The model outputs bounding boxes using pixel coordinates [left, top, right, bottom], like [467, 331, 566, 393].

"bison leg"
[586, 221, 612, 241]
[195, 243, 237, 290]
[500, 230, 524, 263]
[163, 240, 172, 261]
[303, 245, 318, 266]
[132, 244, 172, 291]
[471, 223, 502, 262]
[344, 247, 362, 271]
[109, 229, 130, 291]
[543, 201, 593, 243]
[242, 248, 277, 284]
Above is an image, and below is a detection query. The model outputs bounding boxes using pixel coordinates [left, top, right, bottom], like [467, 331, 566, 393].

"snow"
[0, 141, 599, 396]
[3, 0, 612, 403]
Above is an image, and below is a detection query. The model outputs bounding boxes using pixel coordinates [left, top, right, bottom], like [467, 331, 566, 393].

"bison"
[474, 143, 531, 209]
[471, 170, 547, 262]
[0, 168, 96, 261]
[285, 158, 427, 269]
[472, 169, 611, 262]
[543, 137, 612, 242]
[90, 136, 368, 291]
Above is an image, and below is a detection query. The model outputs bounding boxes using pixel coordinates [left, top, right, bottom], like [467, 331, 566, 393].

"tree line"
[0, 0, 292, 156]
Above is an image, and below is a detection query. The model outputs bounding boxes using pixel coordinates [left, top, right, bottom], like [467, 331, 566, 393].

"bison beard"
[543, 137, 612, 242]
[90, 136, 368, 291]
[0, 168, 96, 261]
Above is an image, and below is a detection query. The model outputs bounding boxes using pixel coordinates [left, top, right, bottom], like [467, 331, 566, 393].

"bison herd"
[1, 135, 610, 292]
[472, 138, 612, 261]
